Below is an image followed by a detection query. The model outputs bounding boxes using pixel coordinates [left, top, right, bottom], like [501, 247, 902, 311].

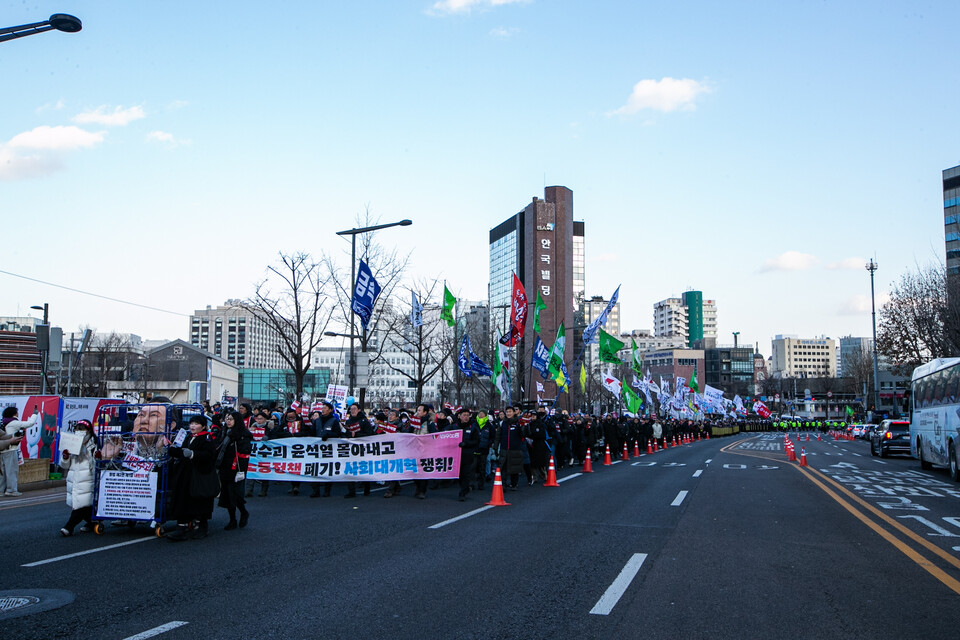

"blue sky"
[2, 0, 958, 355]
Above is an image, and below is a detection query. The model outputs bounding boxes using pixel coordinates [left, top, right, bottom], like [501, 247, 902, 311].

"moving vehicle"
[909, 358, 960, 481]
[870, 420, 911, 457]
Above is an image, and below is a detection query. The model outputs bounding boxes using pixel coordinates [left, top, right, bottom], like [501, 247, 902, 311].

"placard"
[95, 470, 158, 520]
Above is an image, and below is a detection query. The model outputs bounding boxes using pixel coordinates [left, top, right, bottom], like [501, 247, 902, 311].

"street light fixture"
[335, 219, 412, 398]
[30, 303, 50, 393]
[0, 14, 82, 44]
[866, 258, 880, 419]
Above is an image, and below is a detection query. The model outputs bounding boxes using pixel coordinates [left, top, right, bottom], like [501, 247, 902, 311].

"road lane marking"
[612, 460, 622, 465]
[589, 553, 647, 615]
[22, 536, 155, 567]
[557, 473, 581, 483]
[123, 621, 189, 640]
[798, 467, 960, 595]
[704, 459, 712, 465]
[692, 470, 703, 478]
[874, 460, 887, 464]
[428, 505, 495, 529]
[0, 492, 66, 510]
[670, 491, 688, 506]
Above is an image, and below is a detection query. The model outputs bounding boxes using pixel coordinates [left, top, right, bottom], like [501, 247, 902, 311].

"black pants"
[64, 506, 92, 531]
[414, 479, 428, 496]
[345, 482, 370, 496]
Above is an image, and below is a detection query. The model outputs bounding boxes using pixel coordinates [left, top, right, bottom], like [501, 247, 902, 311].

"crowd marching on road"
[17, 396, 853, 542]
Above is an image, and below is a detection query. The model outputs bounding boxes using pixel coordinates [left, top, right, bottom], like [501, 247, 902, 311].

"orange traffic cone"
[621, 443, 630, 461]
[583, 448, 594, 473]
[485, 468, 511, 506]
[799, 448, 808, 467]
[697, 432, 701, 441]
[705, 432, 710, 439]
[634, 441, 641, 457]
[647, 439, 653, 454]
[817, 433, 821, 441]
[544, 456, 560, 487]
[806, 434, 810, 441]
[603, 444, 613, 465]
[788, 444, 796, 462]
[653, 438, 659, 452]
[672, 436, 678, 448]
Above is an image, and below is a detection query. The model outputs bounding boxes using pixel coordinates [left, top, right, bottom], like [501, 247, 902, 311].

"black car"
[870, 420, 911, 457]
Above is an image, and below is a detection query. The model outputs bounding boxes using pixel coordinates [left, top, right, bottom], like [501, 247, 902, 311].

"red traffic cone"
[697, 432, 701, 441]
[705, 432, 710, 439]
[653, 438, 659, 452]
[788, 444, 796, 462]
[583, 448, 594, 473]
[672, 436, 678, 448]
[603, 444, 613, 465]
[806, 434, 810, 442]
[544, 456, 560, 487]
[817, 433, 821, 441]
[485, 468, 511, 506]
[634, 441, 641, 457]
[799, 448, 808, 467]
[647, 439, 654, 454]
[621, 443, 630, 461]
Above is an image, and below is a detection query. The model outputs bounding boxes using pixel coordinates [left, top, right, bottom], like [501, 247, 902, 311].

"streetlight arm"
[0, 14, 81, 43]
[336, 219, 413, 236]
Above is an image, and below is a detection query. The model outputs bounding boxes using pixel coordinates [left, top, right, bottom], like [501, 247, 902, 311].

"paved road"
[2, 432, 959, 639]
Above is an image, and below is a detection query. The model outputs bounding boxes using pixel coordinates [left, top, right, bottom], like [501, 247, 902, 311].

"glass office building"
[944, 164, 960, 277]
[239, 368, 331, 405]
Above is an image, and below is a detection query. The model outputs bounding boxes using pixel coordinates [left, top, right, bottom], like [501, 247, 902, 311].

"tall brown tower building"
[489, 186, 584, 406]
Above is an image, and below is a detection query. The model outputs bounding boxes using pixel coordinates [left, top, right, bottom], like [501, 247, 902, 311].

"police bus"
[909, 357, 960, 482]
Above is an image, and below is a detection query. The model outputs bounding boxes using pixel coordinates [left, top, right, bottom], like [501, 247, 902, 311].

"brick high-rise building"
[489, 186, 583, 405]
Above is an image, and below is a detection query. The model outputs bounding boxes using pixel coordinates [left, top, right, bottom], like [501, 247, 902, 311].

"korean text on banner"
[247, 432, 463, 482]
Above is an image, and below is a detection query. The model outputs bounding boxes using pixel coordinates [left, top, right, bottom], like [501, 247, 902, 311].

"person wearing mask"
[217, 411, 253, 530]
[498, 406, 525, 491]
[58, 419, 97, 536]
[1, 407, 39, 496]
[246, 412, 273, 498]
[312, 401, 343, 498]
[167, 415, 218, 541]
[411, 404, 436, 499]
[343, 404, 374, 498]
[453, 408, 480, 501]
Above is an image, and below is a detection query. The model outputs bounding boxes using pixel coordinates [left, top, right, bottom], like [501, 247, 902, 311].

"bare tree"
[72, 331, 140, 398]
[373, 278, 452, 406]
[322, 206, 412, 405]
[877, 262, 960, 372]
[842, 345, 875, 401]
[243, 252, 333, 397]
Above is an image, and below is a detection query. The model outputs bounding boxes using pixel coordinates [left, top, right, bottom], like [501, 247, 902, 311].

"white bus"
[910, 357, 960, 482]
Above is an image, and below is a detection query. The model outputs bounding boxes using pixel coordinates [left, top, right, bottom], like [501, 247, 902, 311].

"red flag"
[500, 273, 528, 347]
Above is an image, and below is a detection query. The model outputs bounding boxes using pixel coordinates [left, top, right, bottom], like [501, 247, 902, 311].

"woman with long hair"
[218, 411, 252, 529]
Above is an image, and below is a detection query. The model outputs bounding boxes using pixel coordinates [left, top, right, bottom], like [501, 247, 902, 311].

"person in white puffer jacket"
[59, 419, 97, 536]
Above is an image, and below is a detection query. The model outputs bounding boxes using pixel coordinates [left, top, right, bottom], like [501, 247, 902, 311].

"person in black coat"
[167, 415, 218, 541]
[453, 408, 480, 501]
[217, 411, 253, 530]
[312, 401, 343, 498]
[343, 404, 374, 498]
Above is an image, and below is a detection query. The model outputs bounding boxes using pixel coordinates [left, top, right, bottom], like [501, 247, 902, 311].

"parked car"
[871, 420, 912, 458]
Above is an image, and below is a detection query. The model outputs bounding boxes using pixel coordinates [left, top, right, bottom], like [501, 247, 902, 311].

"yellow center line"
[719, 435, 960, 595]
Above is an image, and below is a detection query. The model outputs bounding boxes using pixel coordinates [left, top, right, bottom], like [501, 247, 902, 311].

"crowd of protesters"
[51, 396, 848, 541]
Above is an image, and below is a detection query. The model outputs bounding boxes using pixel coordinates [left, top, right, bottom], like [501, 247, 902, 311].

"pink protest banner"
[247, 431, 463, 482]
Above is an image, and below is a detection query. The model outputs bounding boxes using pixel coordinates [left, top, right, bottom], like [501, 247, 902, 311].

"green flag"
[579, 363, 587, 393]
[441, 285, 456, 327]
[623, 382, 643, 414]
[533, 290, 547, 333]
[844, 405, 854, 417]
[631, 338, 643, 377]
[689, 367, 699, 393]
[547, 322, 566, 379]
[598, 328, 625, 364]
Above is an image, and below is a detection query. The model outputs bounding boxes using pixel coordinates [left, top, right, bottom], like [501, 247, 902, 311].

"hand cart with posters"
[90, 403, 205, 537]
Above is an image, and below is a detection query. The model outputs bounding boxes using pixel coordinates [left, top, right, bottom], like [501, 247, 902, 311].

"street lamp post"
[0, 14, 81, 44]
[30, 303, 49, 394]
[866, 259, 881, 419]
[335, 219, 412, 399]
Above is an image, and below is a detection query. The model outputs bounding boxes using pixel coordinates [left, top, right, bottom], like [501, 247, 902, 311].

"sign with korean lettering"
[351, 260, 382, 331]
[247, 432, 463, 482]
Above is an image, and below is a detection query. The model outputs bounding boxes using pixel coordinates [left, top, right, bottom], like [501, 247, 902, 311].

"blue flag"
[458, 336, 473, 378]
[582, 285, 620, 345]
[351, 260, 381, 331]
[470, 351, 493, 378]
[531, 336, 550, 379]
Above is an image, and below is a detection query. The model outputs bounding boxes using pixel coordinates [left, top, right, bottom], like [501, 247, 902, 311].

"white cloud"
[0, 125, 104, 181]
[7, 125, 104, 150]
[760, 251, 819, 272]
[36, 99, 65, 112]
[146, 130, 191, 147]
[430, 0, 529, 15]
[839, 292, 891, 315]
[489, 26, 520, 37]
[166, 100, 189, 111]
[827, 257, 866, 270]
[73, 105, 146, 126]
[609, 77, 710, 115]
[0, 147, 62, 181]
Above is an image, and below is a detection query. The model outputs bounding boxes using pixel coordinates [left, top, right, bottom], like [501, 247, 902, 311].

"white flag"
[602, 371, 622, 397]
[410, 290, 423, 327]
